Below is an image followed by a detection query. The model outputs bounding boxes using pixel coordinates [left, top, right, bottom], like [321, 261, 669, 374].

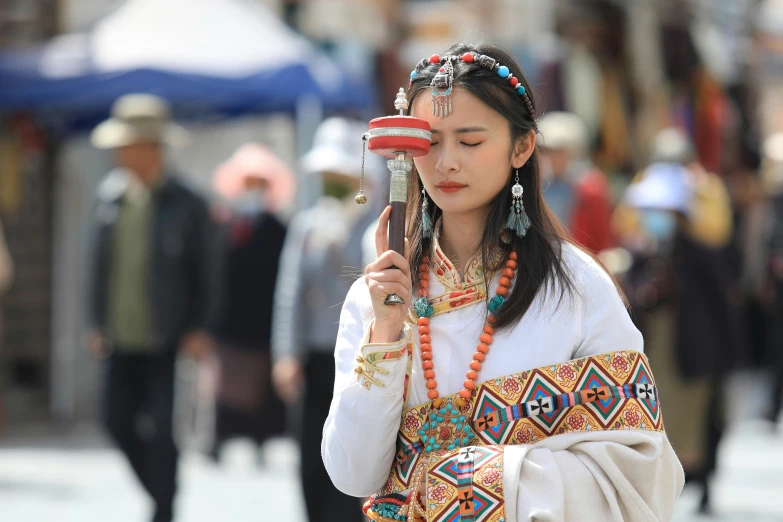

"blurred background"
[1, 0, 783, 521]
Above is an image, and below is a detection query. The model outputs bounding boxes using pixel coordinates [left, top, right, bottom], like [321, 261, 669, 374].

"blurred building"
[0, 0, 60, 428]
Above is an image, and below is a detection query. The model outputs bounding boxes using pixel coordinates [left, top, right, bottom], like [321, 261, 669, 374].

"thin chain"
[359, 134, 367, 195]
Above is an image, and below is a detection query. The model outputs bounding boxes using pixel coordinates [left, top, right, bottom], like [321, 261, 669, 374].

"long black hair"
[405, 42, 621, 330]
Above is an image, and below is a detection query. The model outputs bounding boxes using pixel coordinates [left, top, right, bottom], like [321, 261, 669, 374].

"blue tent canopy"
[0, 0, 374, 131]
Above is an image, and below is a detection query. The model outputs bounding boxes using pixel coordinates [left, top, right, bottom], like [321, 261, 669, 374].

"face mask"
[323, 179, 354, 201]
[235, 188, 266, 215]
[641, 210, 677, 241]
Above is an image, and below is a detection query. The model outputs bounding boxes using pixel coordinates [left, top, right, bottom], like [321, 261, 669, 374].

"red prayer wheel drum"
[366, 115, 431, 158]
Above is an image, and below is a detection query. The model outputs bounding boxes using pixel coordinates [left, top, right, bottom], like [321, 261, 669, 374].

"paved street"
[1, 421, 783, 522]
[2, 370, 783, 522]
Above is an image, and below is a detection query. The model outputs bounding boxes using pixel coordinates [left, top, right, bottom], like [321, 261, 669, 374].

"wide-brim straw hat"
[91, 93, 188, 149]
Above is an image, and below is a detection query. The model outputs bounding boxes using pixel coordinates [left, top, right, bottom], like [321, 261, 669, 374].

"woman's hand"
[366, 206, 412, 343]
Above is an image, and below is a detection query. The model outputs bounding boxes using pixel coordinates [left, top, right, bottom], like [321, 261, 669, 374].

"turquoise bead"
[497, 65, 510, 77]
[450, 418, 457, 424]
[437, 416, 444, 422]
[456, 423, 462, 430]
[430, 413, 437, 420]
[459, 415, 465, 421]
[448, 444, 456, 450]
[418, 429, 425, 435]
[517, 85, 526, 95]
[463, 437, 470, 444]
[426, 445, 433, 452]
[464, 425, 471, 432]
[434, 444, 441, 450]
[439, 408, 446, 414]
[451, 409, 459, 415]
[424, 422, 430, 429]
[410, 70, 417, 79]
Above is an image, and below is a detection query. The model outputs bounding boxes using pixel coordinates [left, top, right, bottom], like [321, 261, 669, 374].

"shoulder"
[165, 175, 207, 205]
[559, 242, 622, 304]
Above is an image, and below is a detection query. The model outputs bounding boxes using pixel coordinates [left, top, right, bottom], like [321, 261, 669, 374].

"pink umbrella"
[213, 143, 296, 213]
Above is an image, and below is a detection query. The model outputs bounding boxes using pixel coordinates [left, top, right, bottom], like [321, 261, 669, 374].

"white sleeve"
[503, 250, 683, 521]
[572, 250, 644, 359]
[321, 277, 413, 497]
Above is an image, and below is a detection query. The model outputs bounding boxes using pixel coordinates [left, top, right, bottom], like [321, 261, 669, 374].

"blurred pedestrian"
[271, 117, 372, 522]
[539, 111, 615, 253]
[761, 133, 783, 426]
[0, 217, 13, 434]
[208, 143, 293, 461]
[86, 94, 221, 522]
[618, 129, 740, 513]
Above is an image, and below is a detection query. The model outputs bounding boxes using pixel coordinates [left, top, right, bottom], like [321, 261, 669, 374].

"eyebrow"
[430, 126, 489, 134]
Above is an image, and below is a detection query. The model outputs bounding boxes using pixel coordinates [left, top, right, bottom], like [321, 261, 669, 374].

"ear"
[511, 130, 536, 169]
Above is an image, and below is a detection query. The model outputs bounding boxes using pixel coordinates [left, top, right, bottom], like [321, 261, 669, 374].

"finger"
[368, 250, 411, 275]
[372, 282, 409, 300]
[375, 206, 391, 258]
[367, 270, 412, 289]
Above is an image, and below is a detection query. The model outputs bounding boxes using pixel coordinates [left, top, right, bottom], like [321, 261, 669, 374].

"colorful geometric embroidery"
[376, 350, 666, 522]
[427, 446, 505, 522]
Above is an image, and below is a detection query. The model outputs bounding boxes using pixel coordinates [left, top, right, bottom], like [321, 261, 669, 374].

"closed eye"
[462, 142, 483, 148]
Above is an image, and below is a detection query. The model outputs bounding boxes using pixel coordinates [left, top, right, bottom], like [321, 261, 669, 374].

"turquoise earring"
[505, 169, 531, 239]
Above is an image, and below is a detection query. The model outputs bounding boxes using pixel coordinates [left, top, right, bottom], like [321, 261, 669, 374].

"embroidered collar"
[429, 218, 501, 290]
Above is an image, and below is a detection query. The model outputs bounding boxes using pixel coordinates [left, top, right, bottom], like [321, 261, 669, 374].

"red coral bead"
[428, 390, 440, 400]
[426, 379, 438, 389]
[496, 286, 509, 297]
[506, 260, 518, 270]
[473, 351, 486, 362]
[420, 343, 432, 352]
[420, 334, 431, 344]
[502, 268, 515, 278]
[463, 380, 476, 390]
[484, 325, 495, 335]
[479, 333, 493, 345]
[477, 343, 489, 354]
[487, 315, 497, 325]
[419, 326, 430, 335]
[459, 389, 472, 399]
[470, 360, 482, 371]
[466, 370, 479, 381]
[499, 276, 511, 288]
[424, 370, 436, 380]
[461, 53, 474, 63]
[509, 251, 518, 261]
[421, 352, 433, 361]
[422, 360, 434, 370]
[510, 77, 519, 87]
[430, 54, 440, 63]
[418, 317, 430, 326]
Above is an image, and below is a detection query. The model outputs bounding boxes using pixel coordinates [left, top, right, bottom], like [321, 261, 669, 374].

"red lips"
[436, 181, 467, 193]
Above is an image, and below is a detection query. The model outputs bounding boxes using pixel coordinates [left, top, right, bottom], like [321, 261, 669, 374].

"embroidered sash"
[367, 350, 664, 522]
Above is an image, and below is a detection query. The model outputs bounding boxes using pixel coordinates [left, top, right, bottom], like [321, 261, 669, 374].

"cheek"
[413, 155, 437, 184]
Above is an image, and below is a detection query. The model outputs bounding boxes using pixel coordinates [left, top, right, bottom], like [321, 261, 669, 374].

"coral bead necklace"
[412, 250, 518, 453]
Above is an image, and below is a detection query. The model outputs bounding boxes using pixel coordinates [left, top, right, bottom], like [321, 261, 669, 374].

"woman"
[323, 43, 683, 521]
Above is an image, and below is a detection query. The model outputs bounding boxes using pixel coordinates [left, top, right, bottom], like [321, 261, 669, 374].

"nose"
[434, 140, 460, 175]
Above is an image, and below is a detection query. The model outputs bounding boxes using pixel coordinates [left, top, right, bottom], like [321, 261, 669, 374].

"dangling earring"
[421, 186, 433, 238]
[505, 169, 531, 239]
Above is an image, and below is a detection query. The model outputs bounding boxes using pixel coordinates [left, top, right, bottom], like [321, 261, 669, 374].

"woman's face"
[411, 88, 534, 219]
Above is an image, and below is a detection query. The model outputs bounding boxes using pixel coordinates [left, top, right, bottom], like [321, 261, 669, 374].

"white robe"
[322, 242, 684, 521]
